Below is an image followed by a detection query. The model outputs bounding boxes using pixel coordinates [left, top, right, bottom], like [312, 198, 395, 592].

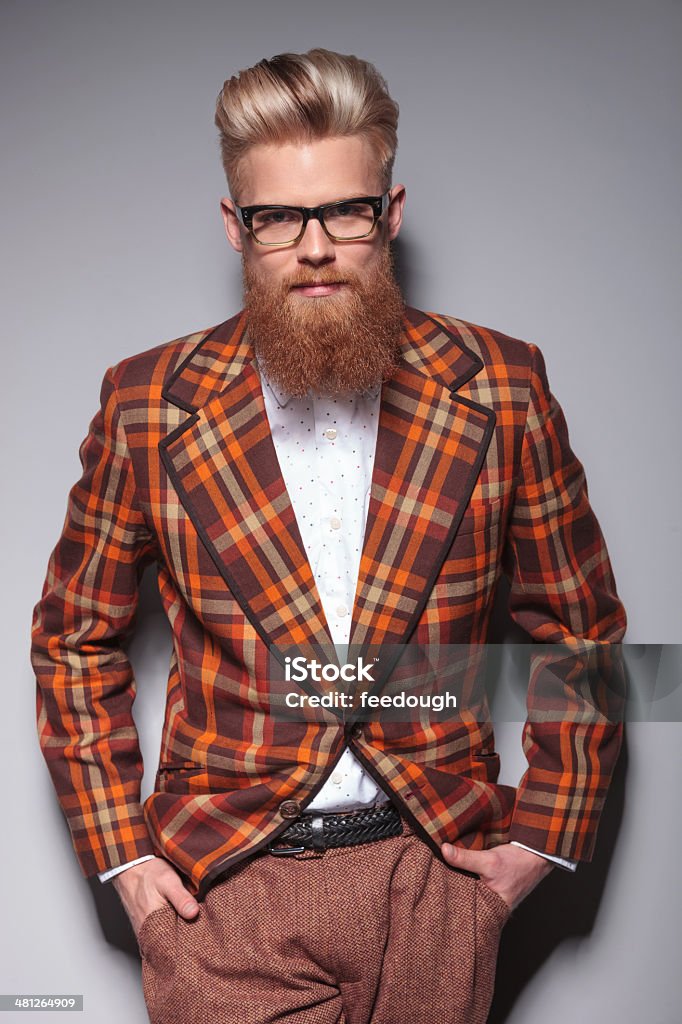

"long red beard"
[242, 246, 405, 396]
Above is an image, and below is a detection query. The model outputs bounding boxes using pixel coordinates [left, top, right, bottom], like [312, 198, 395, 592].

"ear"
[386, 184, 406, 242]
[220, 197, 244, 253]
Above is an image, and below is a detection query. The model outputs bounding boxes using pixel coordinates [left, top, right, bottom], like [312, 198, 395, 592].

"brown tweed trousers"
[137, 816, 510, 1024]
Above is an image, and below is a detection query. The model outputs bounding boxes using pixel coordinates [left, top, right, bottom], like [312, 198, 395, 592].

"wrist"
[112, 856, 160, 890]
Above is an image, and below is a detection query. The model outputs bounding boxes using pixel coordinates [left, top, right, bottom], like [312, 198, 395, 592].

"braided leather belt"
[267, 802, 403, 856]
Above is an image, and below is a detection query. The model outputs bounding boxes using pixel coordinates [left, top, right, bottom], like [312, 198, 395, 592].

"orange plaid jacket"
[31, 307, 627, 898]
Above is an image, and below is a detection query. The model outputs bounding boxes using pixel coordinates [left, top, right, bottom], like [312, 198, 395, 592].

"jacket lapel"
[160, 312, 335, 668]
[348, 308, 496, 655]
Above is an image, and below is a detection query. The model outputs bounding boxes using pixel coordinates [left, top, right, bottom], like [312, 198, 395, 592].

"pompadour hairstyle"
[214, 48, 399, 200]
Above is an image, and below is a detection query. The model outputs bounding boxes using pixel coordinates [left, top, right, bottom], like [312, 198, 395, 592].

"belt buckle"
[268, 813, 328, 857]
[268, 843, 307, 857]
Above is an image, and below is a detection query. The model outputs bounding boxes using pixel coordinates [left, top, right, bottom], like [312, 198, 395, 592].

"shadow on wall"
[487, 576, 628, 1023]
[86, 565, 170, 961]
[488, 739, 627, 1023]
[88, 868, 140, 960]
[392, 234, 423, 309]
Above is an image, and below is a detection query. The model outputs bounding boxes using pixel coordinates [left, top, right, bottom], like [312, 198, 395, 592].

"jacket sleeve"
[501, 343, 627, 861]
[31, 366, 158, 877]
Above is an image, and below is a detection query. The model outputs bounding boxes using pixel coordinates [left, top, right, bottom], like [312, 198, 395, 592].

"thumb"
[441, 842, 488, 875]
[163, 884, 200, 920]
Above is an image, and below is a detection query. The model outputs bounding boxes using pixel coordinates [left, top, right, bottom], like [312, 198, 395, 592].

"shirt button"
[330, 516, 341, 530]
[331, 772, 343, 785]
[349, 723, 364, 739]
[278, 799, 301, 819]
[336, 605, 348, 617]
[324, 428, 337, 440]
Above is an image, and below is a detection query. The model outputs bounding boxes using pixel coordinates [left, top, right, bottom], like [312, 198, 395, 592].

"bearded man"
[31, 48, 627, 1024]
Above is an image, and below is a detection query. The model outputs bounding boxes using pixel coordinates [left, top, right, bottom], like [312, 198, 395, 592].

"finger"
[441, 842, 489, 875]
[161, 884, 200, 920]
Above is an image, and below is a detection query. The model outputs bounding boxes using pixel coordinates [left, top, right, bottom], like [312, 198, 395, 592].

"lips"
[290, 281, 347, 297]
[291, 281, 345, 289]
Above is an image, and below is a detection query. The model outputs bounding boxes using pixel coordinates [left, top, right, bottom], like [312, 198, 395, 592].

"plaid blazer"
[31, 306, 627, 898]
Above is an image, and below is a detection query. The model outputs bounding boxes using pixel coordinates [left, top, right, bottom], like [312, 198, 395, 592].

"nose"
[296, 216, 336, 266]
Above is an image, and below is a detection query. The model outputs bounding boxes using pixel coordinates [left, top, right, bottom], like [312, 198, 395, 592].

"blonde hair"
[214, 48, 399, 200]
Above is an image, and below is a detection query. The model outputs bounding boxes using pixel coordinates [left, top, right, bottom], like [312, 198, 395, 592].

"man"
[31, 48, 627, 1024]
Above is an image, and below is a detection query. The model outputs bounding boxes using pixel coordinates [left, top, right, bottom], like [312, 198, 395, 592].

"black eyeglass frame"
[235, 192, 391, 246]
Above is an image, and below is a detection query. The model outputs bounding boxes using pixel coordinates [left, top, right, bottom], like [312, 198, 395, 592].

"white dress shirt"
[99, 365, 576, 880]
[262, 372, 390, 813]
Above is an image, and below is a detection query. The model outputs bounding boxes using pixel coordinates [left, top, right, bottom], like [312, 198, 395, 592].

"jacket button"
[278, 799, 301, 819]
[349, 723, 364, 739]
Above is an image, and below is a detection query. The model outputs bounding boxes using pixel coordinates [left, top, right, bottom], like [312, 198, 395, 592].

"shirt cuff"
[98, 855, 157, 883]
[510, 841, 578, 872]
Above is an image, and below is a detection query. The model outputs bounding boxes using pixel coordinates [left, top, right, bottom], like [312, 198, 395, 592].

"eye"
[257, 209, 299, 225]
[334, 203, 365, 217]
[324, 201, 375, 226]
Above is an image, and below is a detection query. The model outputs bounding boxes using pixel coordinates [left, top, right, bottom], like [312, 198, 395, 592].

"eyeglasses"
[236, 192, 390, 247]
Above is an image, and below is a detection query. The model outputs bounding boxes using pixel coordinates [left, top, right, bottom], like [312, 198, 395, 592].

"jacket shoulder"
[423, 310, 538, 371]
[105, 321, 227, 394]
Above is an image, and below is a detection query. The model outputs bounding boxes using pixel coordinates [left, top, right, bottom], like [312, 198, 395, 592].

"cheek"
[245, 248, 296, 286]
[341, 241, 384, 275]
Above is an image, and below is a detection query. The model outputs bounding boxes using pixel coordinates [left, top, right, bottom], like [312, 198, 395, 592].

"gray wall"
[2, 1, 680, 1021]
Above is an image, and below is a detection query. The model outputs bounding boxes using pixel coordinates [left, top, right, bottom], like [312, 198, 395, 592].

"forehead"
[236, 136, 383, 206]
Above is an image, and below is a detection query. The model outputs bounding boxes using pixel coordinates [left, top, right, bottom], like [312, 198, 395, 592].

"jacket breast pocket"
[435, 498, 504, 593]
[453, 497, 503, 537]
